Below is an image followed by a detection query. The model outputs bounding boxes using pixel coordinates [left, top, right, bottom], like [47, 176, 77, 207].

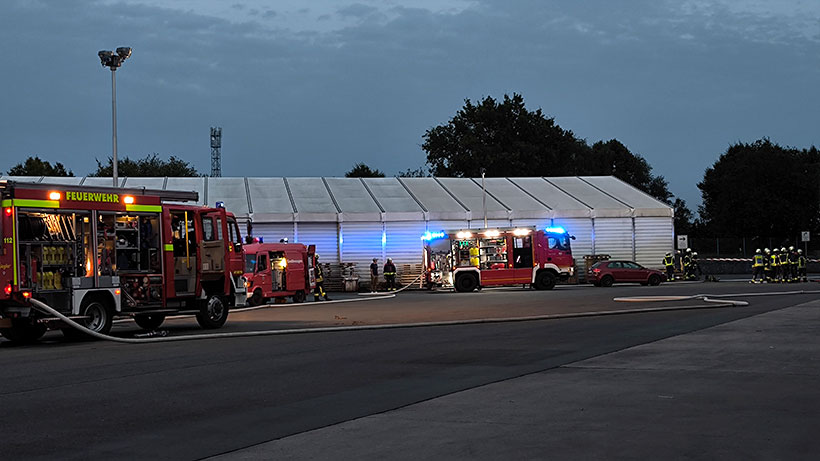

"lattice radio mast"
[210, 127, 222, 177]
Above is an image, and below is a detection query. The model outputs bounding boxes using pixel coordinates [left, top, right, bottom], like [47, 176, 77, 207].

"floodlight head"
[98, 50, 114, 65]
[116, 47, 132, 59]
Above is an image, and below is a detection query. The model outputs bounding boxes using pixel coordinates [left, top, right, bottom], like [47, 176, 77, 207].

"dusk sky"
[2, 0, 819, 208]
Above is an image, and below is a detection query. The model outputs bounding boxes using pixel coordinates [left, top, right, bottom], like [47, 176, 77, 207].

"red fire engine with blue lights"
[422, 226, 575, 292]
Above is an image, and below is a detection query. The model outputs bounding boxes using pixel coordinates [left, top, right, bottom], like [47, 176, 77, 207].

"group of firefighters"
[751, 247, 808, 283]
[663, 248, 701, 281]
[311, 255, 400, 302]
[663, 247, 809, 284]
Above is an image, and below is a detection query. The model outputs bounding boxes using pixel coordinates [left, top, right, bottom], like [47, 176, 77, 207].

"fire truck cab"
[423, 226, 575, 292]
[243, 242, 316, 305]
[0, 181, 248, 343]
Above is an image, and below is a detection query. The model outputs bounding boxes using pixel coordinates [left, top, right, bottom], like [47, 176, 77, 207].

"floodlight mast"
[98, 47, 132, 187]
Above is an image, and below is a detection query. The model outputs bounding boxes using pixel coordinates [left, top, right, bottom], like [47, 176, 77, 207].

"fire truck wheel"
[73, 298, 114, 336]
[600, 275, 614, 288]
[0, 319, 47, 343]
[534, 271, 557, 290]
[292, 290, 306, 303]
[250, 289, 264, 306]
[134, 314, 166, 330]
[196, 296, 228, 329]
[454, 273, 478, 292]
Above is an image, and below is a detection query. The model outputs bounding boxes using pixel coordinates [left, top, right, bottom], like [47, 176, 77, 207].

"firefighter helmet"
[693, 252, 698, 257]
[781, 247, 787, 252]
[798, 249, 803, 254]
[666, 252, 672, 257]
[755, 248, 761, 254]
[765, 248, 770, 253]
[789, 246, 794, 251]
[686, 248, 692, 253]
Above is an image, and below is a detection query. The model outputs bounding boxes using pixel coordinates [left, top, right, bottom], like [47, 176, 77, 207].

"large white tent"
[7, 176, 674, 281]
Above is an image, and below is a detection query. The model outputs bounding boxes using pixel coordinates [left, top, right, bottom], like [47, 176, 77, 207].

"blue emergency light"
[421, 231, 447, 241]
[544, 226, 567, 234]
[215, 201, 225, 208]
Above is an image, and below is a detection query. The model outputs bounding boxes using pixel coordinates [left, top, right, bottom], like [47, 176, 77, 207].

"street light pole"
[110, 68, 118, 187]
[98, 47, 132, 187]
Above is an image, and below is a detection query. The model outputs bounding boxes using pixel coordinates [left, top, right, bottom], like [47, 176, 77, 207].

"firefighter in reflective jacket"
[763, 248, 772, 282]
[770, 248, 780, 282]
[788, 246, 798, 282]
[777, 247, 789, 282]
[751, 249, 765, 283]
[798, 249, 808, 282]
[663, 252, 675, 281]
[313, 254, 331, 301]
[383, 258, 397, 291]
[682, 248, 693, 280]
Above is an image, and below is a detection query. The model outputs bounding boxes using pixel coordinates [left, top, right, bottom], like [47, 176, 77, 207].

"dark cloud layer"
[1, 0, 818, 207]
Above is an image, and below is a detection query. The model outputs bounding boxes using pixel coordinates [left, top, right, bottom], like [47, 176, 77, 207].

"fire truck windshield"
[547, 233, 571, 251]
[245, 254, 257, 273]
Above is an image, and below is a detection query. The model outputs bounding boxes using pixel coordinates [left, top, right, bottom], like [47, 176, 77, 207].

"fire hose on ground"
[25, 287, 820, 345]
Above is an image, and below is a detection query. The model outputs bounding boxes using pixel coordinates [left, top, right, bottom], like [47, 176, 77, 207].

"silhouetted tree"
[345, 163, 385, 177]
[7, 156, 73, 176]
[90, 154, 199, 177]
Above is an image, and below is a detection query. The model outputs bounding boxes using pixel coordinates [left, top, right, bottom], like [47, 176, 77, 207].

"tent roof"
[1, 176, 673, 221]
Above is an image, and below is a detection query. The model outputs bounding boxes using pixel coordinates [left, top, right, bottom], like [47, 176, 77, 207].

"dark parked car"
[589, 260, 666, 287]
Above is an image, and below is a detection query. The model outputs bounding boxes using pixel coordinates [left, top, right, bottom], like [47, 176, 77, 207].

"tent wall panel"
[634, 217, 674, 268]
[593, 218, 635, 261]
[340, 222, 384, 271]
[385, 221, 427, 266]
[254, 223, 295, 244]
[297, 223, 339, 265]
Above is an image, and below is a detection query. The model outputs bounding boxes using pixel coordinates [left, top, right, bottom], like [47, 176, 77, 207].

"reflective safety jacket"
[753, 254, 765, 267]
[663, 255, 674, 267]
[383, 262, 396, 276]
[798, 255, 807, 268]
[315, 264, 324, 283]
[771, 254, 779, 267]
[778, 253, 788, 265]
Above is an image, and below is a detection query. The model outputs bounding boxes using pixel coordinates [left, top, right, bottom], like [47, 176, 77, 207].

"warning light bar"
[544, 226, 567, 234]
[421, 231, 446, 241]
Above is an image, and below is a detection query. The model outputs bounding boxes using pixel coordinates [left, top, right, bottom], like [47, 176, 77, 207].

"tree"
[345, 163, 385, 178]
[672, 198, 694, 235]
[422, 93, 589, 178]
[396, 166, 429, 177]
[697, 138, 820, 237]
[421, 93, 672, 203]
[584, 140, 672, 202]
[90, 154, 199, 177]
[7, 156, 73, 176]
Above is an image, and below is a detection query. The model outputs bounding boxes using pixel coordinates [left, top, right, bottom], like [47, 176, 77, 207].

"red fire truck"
[0, 181, 248, 342]
[422, 226, 575, 292]
[243, 242, 316, 305]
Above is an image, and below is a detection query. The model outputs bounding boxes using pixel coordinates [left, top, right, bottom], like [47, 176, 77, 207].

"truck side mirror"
[570, 235, 576, 240]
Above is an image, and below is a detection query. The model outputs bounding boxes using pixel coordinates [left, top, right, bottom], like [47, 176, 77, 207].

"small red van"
[244, 243, 316, 304]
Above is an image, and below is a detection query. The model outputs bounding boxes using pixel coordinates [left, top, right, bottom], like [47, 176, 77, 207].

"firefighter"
[763, 248, 773, 282]
[788, 246, 798, 282]
[751, 249, 765, 283]
[798, 249, 808, 282]
[383, 258, 397, 291]
[313, 254, 331, 301]
[682, 248, 693, 280]
[778, 247, 789, 282]
[370, 258, 379, 293]
[690, 252, 701, 280]
[771, 248, 780, 282]
[663, 252, 675, 281]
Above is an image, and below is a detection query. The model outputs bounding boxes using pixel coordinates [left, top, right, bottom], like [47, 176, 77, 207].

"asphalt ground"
[0, 279, 817, 459]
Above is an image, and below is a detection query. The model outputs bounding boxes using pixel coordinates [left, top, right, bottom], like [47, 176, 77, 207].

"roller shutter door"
[634, 217, 673, 269]
[340, 222, 383, 271]
[593, 218, 634, 261]
[552, 218, 593, 281]
[511, 218, 549, 229]
[385, 221, 426, 266]
[253, 222, 295, 244]
[297, 222, 339, 264]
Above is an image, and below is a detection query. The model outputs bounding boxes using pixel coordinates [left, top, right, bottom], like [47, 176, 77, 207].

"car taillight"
[4, 284, 11, 295]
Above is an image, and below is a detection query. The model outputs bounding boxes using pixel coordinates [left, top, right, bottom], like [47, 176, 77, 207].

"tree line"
[7, 93, 818, 240]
